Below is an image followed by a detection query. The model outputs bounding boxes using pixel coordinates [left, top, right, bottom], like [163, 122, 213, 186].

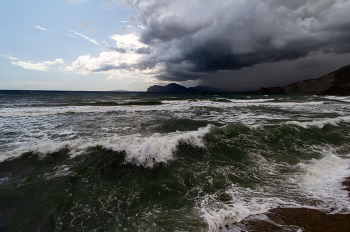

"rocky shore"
[225, 178, 350, 231]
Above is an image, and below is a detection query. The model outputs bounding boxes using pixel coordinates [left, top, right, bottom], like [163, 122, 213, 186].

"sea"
[0, 90, 350, 232]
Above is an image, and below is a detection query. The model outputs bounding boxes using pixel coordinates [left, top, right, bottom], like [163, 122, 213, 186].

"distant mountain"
[256, 64, 350, 95]
[147, 83, 224, 93]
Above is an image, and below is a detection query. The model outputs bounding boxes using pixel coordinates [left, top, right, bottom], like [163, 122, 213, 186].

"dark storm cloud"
[199, 53, 350, 91]
[125, 0, 350, 82]
[155, 71, 203, 82]
[93, 63, 130, 72]
[135, 47, 151, 54]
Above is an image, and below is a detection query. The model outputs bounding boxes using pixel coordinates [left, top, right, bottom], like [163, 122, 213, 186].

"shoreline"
[225, 177, 350, 231]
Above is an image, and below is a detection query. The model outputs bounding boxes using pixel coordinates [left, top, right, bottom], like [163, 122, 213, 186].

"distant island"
[147, 83, 224, 93]
[256, 64, 350, 95]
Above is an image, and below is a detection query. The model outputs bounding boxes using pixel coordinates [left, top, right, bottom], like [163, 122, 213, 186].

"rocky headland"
[257, 64, 350, 95]
[147, 83, 224, 93]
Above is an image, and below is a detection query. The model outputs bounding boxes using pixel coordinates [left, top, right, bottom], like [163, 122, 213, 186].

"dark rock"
[147, 83, 187, 93]
[319, 86, 350, 96]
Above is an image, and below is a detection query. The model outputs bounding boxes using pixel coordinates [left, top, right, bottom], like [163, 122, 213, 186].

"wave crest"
[1, 125, 213, 168]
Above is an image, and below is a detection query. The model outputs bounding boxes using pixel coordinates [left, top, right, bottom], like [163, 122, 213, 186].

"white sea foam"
[0, 125, 213, 167]
[323, 96, 350, 102]
[0, 99, 328, 118]
[200, 153, 287, 231]
[72, 124, 211, 167]
[111, 125, 211, 167]
[286, 115, 350, 128]
[230, 99, 275, 103]
[44, 165, 72, 180]
[201, 186, 288, 232]
[0, 104, 188, 117]
[293, 153, 350, 213]
[0, 141, 70, 162]
[202, 150, 350, 231]
[183, 99, 324, 110]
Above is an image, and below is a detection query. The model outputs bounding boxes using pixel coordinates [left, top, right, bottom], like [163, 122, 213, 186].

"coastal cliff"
[257, 64, 350, 95]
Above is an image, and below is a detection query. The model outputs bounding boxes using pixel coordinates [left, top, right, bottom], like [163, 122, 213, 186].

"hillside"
[256, 64, 350, 95]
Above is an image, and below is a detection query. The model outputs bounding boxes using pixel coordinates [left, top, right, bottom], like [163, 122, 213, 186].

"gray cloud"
[124, 0, 350, 83]
[106, 46, 127, 53]
[135, 47, 151, 54]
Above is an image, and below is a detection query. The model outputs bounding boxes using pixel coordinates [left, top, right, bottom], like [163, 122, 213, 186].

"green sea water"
[0, 90, 350, 231]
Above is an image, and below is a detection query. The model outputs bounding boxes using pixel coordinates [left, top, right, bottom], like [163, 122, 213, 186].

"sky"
[1, 0, 350, 91]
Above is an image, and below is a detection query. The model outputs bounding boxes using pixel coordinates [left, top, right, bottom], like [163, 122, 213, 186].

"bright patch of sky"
[0, 0, 152, 91]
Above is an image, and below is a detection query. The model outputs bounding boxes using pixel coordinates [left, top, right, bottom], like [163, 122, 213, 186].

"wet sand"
[226, 177, 350, 231]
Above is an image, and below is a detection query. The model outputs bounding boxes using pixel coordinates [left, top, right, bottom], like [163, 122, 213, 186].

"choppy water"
[1, 90, 350, 231]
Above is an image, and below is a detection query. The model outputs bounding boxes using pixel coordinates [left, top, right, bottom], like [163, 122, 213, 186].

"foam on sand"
[293, 152, 350, 213]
